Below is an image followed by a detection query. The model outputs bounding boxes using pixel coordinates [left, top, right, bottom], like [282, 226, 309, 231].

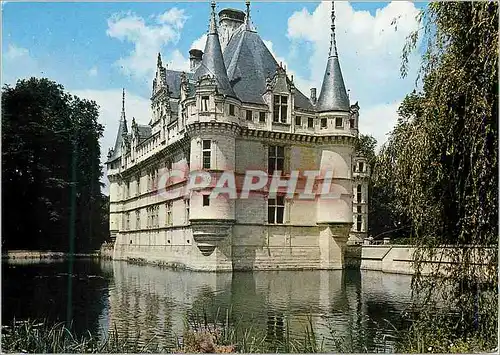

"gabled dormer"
[263, 63, 295, 125]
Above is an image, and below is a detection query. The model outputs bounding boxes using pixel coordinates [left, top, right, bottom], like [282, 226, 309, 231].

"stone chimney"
[218, 8, 245, 51]
[310, 88, 317, 105]
[189, 49, 203, 72]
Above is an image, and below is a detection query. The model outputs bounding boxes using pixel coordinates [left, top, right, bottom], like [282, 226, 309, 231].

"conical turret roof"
[108, 89, 128, 162]
[316, 1, 349, 112]
[194, 1, 236, 98]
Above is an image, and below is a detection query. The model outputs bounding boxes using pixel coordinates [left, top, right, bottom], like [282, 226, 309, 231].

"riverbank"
[2, 250, 100, 260]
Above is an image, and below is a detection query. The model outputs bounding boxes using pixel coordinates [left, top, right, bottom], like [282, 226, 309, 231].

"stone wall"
[345, 245, 495, 276]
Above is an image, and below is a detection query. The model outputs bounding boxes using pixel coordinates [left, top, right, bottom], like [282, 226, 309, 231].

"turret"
[316, 1, 349, 113]
[194, 1, 236, 99]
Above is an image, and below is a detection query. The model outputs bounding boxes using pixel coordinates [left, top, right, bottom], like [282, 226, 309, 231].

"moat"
[2, 259, 414, 352]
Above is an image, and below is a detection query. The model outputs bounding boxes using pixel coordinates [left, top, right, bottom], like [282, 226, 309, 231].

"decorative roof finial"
[245, 0, 252, 30]
[157, 52, 162, 67]
[209, 1, 217, 34]
[121, 88, 126, 120]
[329, 1, 338, 57]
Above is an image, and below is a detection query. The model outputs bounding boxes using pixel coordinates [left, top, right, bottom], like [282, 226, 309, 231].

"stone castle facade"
[106, 1, 369, 271]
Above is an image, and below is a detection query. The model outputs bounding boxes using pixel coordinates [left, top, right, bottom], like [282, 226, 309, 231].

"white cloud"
[72, 89, 151, 193]
[286, 1, 421, 146]
[88, 66, 98, 77]
[2, 44, 41, 85]
[359, 101, 401, 152]
[5, 44, 29, 60]
[106, 8, 188, 83]
[190, 33, 207, 51]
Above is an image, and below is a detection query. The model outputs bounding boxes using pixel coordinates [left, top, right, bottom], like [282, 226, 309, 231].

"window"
[358, 162, 364, 173]
[166, 159, 172, 170]
[259, 112, 266, 123]
[308, 117, 314, 128]
[124, 180, 129, 199]
[203, 195, 210, 206]
[357, 185, 362, 203]
[185, 200, 190, 224]
[136, 210, 140, 230]
[166, 202, 172, 226]
[350, 118, 355, 129]
[273, 95, 288, 123]
[246, 110, 253, 121]
[136, 175, 140, 196]
[202, 139, 211, 169]
[321, 118, 327, 128]
[268, 195, 285, 224]
[201, 96, 209, 112]
[126, 212, 130, 231]
[357, 206, 362, 214]
[268, 145, 285, 175]
[357, 215, 362, 232]
[335, 117, 343, 128]
[295, 116, 301, 126]
[229, 104, 235, 116]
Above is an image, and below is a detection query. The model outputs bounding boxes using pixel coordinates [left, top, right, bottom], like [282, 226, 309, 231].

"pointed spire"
[329, 0, 338, 57]
[121, 88, 126, 120]
[157, 52, 162, 67]
[194, 1, 236, 98]
[209, 0, 217, 34]
[245, 0, 252, 31]
[316, 1, 349, 112]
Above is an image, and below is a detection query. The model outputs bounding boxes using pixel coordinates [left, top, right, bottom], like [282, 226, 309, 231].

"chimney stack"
[310, 88, 317, 104]
[189, 49, 203, 72]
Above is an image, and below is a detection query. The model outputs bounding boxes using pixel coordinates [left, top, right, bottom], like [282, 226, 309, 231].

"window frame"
[268, 145, 285, 176]
[246, 109, 253, 121]
[321, 117, 327, 128]
[358, 162, 364, 173]
[273, 95, 288, 123]
[307, 117, 314, 129]
[268, 195, 285, 224]
[229, 104, 235, 116]
[335, 117, 343, 128]
[203, 195, 210, 206]
[201, 96, 209, 112]
[357, 184, 362, 203]
[259, 112, 266, 123]
[295, 116, 302, 126]
[136, 210, 140, 230]
[166, 201, 173, 226]
[202, 139, 211, 169]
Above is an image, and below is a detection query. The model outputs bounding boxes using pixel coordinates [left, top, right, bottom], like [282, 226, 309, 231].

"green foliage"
[2, 78, 108, 252]
[376, 2, 498, 351]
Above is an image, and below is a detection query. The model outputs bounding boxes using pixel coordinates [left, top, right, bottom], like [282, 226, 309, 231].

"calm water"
[2, 259, 414, 352]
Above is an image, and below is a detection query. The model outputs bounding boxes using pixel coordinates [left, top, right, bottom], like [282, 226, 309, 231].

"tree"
[2, 78, 107, 252]
[384, 3, 498, 351]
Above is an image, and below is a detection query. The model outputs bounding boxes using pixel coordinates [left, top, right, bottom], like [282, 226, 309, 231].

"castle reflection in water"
[99, 261, 412, 352]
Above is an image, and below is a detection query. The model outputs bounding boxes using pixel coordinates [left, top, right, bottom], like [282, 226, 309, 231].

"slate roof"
[165, 70, 193, 99]
[194, 3, 236, 98]
[136, 125, 152, 142]
[223, 25, 314, 111]
[316, 55, 349, 112]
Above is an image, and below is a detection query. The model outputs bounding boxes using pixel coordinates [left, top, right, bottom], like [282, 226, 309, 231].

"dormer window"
[201, 96, 209, 112]
[335, 117, 343, 128]
[273, 95, 288, 123]
[229, 104, 235, 116]
[358, 162, 364, 173]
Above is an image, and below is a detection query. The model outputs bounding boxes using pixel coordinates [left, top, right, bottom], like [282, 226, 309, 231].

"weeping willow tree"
[377, 2, 498, 352]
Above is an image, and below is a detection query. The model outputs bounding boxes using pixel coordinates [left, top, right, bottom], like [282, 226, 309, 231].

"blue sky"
[2, 1, 426, 191]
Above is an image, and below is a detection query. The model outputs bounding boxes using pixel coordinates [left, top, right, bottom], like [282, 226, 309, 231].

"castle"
[106, 1, 369, 271]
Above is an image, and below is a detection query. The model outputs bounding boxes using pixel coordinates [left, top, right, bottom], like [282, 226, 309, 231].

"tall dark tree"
[379, 2, 498, 352]
[2, 78, 107, 252]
